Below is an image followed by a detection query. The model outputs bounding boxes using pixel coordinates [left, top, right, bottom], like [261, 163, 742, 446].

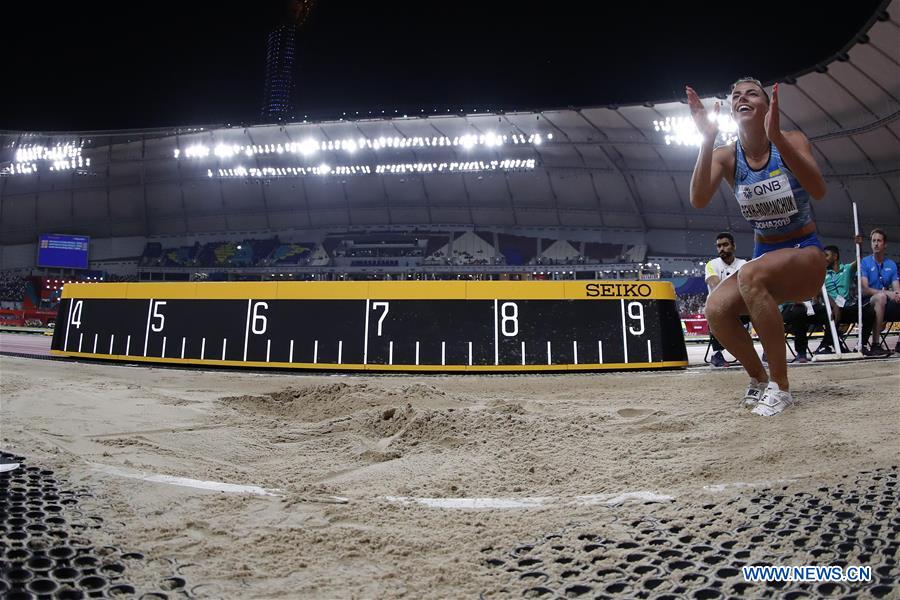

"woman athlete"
[686, 78, 828, 416]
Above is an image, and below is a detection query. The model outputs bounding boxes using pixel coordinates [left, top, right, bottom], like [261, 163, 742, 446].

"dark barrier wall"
[50, 281, 688, 372]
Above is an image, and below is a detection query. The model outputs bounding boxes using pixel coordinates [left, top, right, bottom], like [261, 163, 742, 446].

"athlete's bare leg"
[705, 277, 767, 384]
[736, 246, 827, 390]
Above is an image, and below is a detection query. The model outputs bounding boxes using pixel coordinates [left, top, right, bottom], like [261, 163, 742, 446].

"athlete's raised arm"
[686, 85, 728, 208]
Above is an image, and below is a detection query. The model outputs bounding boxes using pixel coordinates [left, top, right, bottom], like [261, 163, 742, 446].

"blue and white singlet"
[733, 141, 821, 258]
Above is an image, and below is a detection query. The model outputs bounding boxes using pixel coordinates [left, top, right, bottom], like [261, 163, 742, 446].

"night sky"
[1, 0, 887, 131]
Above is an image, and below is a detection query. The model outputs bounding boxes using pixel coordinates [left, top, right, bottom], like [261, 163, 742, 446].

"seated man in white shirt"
[705, 232, 748, 367]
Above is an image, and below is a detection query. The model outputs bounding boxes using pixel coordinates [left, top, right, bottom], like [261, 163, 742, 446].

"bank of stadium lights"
[209, 165, 369, 178]
[1, 142, 91, 176]
[15, 142, 82, 163]
[652, 114, 738, 147]
[5, 162, 38, 175]
[176, 133, 552, 160]
[375, 159, 534, 174]
[49, 156, 90, 172]
[207, 159, 536, 179]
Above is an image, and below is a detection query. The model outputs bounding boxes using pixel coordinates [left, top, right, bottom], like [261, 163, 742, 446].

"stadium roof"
[1, 1, 897, 246]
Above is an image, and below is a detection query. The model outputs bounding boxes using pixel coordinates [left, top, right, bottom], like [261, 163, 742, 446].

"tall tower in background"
[260, 24, 297, 120]
[260, 0, 317, 122]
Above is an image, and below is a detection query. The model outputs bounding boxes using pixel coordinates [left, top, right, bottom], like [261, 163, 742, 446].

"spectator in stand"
[704, 233, 747, 367]
[814, 245, 873, 354]
[860, 228, 900, 355]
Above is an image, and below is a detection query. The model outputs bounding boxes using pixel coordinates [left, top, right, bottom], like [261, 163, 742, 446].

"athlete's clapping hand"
[685, 85, 720, 144]
[765, 82, 784, 143]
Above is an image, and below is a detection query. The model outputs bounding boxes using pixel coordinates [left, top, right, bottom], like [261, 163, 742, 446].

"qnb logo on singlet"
[735, 174, 798, 227]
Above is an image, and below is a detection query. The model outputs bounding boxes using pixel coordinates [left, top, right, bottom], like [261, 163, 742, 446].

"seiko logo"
[585, 283, 652, 297]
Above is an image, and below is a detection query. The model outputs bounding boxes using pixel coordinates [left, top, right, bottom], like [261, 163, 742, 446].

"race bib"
[735, 173, 798, 227]
[835, 295, 846, 308]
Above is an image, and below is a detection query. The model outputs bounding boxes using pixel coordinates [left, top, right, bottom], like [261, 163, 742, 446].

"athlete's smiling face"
[731, 81, 769, 124]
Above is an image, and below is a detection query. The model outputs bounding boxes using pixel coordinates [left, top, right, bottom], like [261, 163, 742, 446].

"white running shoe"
[740, 380, 767, 409]
[751, 382, 794, 417]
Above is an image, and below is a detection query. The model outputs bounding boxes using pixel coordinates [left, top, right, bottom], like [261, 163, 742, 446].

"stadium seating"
[583, 242, 624, 263]
[267, 242, 316, 265]
[131, 232, 711, 283]
[498, 234, 536, 266]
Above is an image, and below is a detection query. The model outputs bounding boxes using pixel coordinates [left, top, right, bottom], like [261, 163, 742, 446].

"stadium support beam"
[539, 112, 604, 227]
[543, 171, 562, 226]
[572, 110, 647, 231]
[501, 171, 519, 227]
[780, 100, 899, 215]
[588, 173, 607, 227]
[469, 118, 519, 227]
[139, 140, 149, 237]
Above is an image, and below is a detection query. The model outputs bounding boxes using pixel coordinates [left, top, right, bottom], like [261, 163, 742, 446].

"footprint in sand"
[617, 408, 654, 418]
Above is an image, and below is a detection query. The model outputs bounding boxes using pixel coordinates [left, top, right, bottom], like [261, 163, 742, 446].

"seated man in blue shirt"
[860, 228, 900, 355]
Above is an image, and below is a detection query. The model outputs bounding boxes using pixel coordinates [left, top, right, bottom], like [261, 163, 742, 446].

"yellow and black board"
[50, 280, 688, 372]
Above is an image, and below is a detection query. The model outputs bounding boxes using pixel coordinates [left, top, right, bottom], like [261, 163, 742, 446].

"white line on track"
[385, 496, 551, 509]
[702, 477, 799, 492]
[91, 463, 281, 497]
[384, 490, 674, 509]
[381, 477, 809, 510]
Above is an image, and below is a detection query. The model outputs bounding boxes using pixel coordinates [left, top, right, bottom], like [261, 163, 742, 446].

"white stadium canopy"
[1, 1, 897, 247]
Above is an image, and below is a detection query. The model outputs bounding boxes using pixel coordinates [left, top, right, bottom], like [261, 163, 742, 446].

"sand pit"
[1, 355, 898, 597]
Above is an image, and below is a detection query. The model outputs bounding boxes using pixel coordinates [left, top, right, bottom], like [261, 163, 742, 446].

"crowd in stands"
[0, 269, 28, 302]
[136, 233, 650, 272]
[677, 293, 707, 317]
[422, 251, 501, 266]
[0, 270, 139, 312]
[334, 247, 424, 258]
[102, 273, 138, 283]
[424, 251, 500, 266]
[140, 237, 318, 269]
[261, 242, 318, 266]
[533, 256, 588, 266]
[350, 259, 401, 267]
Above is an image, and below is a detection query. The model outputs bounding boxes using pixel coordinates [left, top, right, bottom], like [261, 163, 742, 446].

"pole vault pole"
[821, 282, 842, 359]
[854, 202, 863, 352]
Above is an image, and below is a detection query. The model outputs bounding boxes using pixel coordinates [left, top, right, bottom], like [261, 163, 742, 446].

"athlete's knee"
[705, 292, 738, 326]
[737, 263, 765, 295]
[705, 298, 726, 325]
[800, 248, 827, 281]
